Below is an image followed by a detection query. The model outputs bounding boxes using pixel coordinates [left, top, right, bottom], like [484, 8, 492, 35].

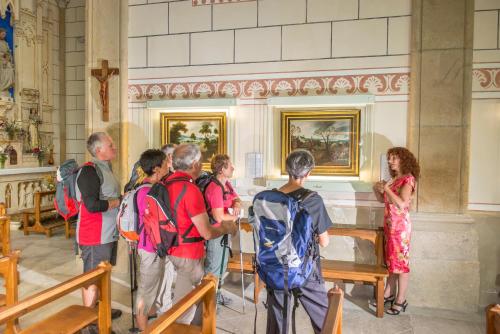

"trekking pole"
[237, 216, 246, 313]
[128, 242, 140, 333]
[218, 234, 228, 303]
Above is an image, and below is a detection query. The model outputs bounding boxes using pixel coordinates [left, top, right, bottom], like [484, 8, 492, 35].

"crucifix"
[91, 59, 119, 122]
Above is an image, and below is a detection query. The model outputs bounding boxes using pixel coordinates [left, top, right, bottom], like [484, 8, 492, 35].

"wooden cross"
[91, 59, 119, 122]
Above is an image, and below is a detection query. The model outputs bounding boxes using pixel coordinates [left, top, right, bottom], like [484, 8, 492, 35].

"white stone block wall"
[65, 0, 86, 164]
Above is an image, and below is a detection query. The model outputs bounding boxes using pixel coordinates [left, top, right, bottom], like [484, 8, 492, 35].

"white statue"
[28, 109, 40, 150]
[0, 28, 14, 97]
[25, 182, 34, 208]
[18, 183, 26, 208]
[33, 181, 42, 204]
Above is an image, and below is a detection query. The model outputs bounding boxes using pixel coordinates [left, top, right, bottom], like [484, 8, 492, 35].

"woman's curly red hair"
[387, 147, 420, 181]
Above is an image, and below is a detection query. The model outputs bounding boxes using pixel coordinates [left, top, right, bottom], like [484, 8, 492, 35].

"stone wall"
[64, 0, 86, 164]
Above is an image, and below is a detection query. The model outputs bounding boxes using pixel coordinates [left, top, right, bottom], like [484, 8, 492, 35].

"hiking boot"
[217, 293, 233, 306]
[111, 308, 122, 319]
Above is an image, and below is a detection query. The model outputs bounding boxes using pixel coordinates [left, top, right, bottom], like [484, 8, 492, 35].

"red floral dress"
[383, 175, 415, 274]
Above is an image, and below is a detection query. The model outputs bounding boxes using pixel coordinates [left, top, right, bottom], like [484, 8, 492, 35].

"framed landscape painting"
[161, 112, 227, 170]
[281, 110, 361, 176]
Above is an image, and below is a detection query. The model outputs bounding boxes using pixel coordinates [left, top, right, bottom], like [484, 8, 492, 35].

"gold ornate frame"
[161, 112, 227, 170]
[281, 109, 361, 176]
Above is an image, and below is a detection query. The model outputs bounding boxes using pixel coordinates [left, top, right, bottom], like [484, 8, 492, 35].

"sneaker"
[217, 293, 233, 306]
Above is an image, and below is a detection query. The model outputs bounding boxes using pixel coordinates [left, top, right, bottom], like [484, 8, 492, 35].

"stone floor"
[0, 227, 487, 334]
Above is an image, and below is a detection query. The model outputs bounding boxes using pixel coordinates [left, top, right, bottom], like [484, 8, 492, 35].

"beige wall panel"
[129, 3, 169, 37]
[66, 21, 85, 37]
[148, 34, 190, 67]
[213, 1, 257, 30]
[258, 0, 306, 26]
[66, 51, 85, 66]
[129, 0, 147, 4]
[473, 11, 498, 49]
[66, 80, 85, 96]
[128, 37, 147, 68]
[475, 0, 500, 10]
[282, 23, 331, 60]
[359, 0, 411, 18]
[388, 16, 411, 54]
[169, 1, 211, 34]
[332, 19, 387, 57]
[307, 0, 358, 22]
[191, 30, 234, 65]
[469, 100, 500, 205]
[235, 27, 281, 63]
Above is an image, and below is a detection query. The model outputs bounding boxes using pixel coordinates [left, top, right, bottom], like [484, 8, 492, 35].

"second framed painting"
[281, 109, 361, 176]
[161, 112, 227, 170]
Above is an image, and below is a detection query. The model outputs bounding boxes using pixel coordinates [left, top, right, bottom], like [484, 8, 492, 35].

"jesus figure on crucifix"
[91, 59, 119, 121]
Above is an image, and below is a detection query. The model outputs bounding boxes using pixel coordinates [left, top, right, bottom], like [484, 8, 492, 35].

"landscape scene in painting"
[289, 119, 352, 166]
[168, 119, 220, 163]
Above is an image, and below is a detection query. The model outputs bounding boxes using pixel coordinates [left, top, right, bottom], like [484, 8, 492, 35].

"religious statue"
[25, 182, 34, 208]
[18, 183, 26, 209]
[0, 28, 14, 97]
[28, 109, 40, 150]
[33, 181, 42, 205]
[5, 184, 11, 209]
[91, 60, 119, 122]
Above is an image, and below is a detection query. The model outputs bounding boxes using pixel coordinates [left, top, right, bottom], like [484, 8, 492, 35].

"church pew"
[144, 274, 218, 334]
[321, 286, 343, 334]
[20, 190, 65, 237]
[0, 261, 112, 334]
[487, 304, 500, 334]
[0, 251, 20, 334]
[0, 203, 11, 255]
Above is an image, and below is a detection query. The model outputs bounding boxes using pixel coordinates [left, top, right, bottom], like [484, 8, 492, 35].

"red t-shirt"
[164, 171, 207, 259]
[204, 180, 239, 226]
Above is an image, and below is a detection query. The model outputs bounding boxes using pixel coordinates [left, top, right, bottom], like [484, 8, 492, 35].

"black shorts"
[80, 243, 114, 273]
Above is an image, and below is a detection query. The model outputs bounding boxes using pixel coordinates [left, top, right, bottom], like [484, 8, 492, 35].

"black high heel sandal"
[386, 300, 408, 315]
[372, 295, 395, 307]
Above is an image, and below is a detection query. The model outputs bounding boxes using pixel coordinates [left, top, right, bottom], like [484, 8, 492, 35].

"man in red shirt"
[146, 143, 237, 325]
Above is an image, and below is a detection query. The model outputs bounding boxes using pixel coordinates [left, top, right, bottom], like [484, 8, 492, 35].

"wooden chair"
[0, 251, 20, 334]
[21, 190, 65, 237]
[322, 226, 389, 318]
[0, 203, 11, 255]
[0, 261, 112, 334]
[64, 219, 76, 239]
[144, 274, 218, 334]
[487, 304, 500, 334]
[321, 287, 343, 334]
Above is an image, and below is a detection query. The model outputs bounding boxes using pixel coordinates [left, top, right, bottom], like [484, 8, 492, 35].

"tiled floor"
[0, 227, 487, 334]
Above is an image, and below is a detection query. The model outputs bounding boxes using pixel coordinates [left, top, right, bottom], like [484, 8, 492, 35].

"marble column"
[85, 0, 129, 274]
[408, 0, 474, 213]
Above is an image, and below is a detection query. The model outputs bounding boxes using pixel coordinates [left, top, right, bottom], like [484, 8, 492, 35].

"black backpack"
[195, 171, 230, 224]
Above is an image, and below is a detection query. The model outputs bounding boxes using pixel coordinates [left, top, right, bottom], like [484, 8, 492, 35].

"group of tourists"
[70, 131, 420, 334]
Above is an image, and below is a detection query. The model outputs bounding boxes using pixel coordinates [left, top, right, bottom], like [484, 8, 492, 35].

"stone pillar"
[85, 0, 129, 274]
[408, 0, 474, 213]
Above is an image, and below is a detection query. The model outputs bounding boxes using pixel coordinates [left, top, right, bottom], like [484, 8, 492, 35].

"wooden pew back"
[487, 304, 500, 334]
[321, 287, 343, 334]
[0, 262, 112, 334]
[145, 274, 218, 334]
[0, 203, 11, 255]
[0, 251, 20, 334]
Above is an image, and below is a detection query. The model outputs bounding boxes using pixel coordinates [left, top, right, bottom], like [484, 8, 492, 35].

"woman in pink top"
[203, 154, 241, 305]
[373, 147, 420, 315]
[135, 149, 171, 330]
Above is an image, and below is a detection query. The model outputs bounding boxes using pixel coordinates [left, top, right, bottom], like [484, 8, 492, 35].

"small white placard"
[245, 152, 263, 179]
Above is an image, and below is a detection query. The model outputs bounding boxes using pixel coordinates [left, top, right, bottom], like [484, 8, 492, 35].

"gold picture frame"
[281, 109, 361, 176]
[161, 112, 227, 170]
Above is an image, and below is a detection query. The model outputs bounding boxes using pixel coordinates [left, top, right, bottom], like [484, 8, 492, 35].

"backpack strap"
[81, 162, 104, 185]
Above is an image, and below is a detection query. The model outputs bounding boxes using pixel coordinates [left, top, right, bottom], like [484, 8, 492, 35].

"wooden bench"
[487, 304, 500, 334]
[21, 190, 65, 237]
[321, 287, 343, 334]
[323, 225, 388, 318]
[0, 261, 112, 334]
[0, 203, 11, 255]
[144, 274, 217, 334]
[0, 251, 20, 334]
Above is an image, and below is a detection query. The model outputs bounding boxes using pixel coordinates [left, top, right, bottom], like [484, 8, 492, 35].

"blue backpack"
[250, 188, 317, 291]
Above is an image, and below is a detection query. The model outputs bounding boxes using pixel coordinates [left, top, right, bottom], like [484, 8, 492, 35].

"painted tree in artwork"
[314, 123, 336, 156]
[199, 122, 213, 144]
[190, 133, 196, 140]
[290, 124, 301, 149]
[170, 121, 188, 144]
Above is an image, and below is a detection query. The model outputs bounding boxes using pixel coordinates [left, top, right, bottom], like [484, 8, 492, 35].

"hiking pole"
[217, 234, 229, 305]
[237, 216, 246, 313]
[128, 242, 140, 334]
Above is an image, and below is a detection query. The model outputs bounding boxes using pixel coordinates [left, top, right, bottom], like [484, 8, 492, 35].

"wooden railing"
[0, 251, 20, 334]
[0, 203, 11, 255]
[487, 304, 500, 334]
[144, 274, 218, 334]
[321, 287, 343, 334]
[0, 262, 112, 334]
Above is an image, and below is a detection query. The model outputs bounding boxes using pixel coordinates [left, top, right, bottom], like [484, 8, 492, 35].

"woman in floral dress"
[373, 147, 420, 315]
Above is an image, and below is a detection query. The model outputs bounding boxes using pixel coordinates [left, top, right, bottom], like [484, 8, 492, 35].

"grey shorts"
[80, 243, 114, 273]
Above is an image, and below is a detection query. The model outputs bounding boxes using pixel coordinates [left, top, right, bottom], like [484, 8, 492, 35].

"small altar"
[0, 166, 56, 214]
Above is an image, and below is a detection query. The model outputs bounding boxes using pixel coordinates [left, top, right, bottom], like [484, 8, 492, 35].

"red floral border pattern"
[128, 73, 410, 101]
[192, 0, 255, 5]
[472, 68, 500, 91]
